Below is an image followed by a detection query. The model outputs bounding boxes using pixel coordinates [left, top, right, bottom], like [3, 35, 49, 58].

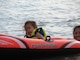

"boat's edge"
[0, 48, 80, 56]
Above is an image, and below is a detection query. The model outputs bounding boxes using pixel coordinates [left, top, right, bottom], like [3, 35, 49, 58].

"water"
[0, 0, 80, 60]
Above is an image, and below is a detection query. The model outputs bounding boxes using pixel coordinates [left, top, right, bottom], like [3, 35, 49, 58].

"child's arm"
[36, 32, 45, 40]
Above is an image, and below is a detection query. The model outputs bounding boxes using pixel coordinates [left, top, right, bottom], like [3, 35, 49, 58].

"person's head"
[24, 20, 37, 35]
[73, 25, 80, 41]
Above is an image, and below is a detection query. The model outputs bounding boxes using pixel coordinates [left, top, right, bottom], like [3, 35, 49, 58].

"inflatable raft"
[0, 33, 80, 56]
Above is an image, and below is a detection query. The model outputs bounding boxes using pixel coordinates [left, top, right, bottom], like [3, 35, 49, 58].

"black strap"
[24, 35, 35, 38]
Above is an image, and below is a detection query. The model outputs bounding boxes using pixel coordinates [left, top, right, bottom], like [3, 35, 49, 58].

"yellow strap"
[30, 28, 47, 39]
[30, 28, 37, 37]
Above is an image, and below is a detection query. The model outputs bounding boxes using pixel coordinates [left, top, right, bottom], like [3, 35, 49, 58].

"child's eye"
[75, 32, 80, 35]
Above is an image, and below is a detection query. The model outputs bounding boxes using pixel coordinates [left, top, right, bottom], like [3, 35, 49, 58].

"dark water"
[2, 53, 80, 60]
[0, 0, 80, 60]
[32, 54, 80, 60]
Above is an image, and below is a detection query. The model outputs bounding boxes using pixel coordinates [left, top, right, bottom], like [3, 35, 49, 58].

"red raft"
[0, 33, 80, 56]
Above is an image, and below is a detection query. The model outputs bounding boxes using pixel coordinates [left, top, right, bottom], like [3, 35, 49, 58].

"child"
[24, 20, 47, 40]
[73, 25, 80, 41]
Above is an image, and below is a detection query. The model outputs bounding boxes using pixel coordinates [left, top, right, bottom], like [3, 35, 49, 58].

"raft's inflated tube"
[0, 33, 80, 49]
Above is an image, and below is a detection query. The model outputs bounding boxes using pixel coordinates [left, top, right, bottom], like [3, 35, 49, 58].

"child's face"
[25, 24, 35, 35]
[73, 28, 80, 41]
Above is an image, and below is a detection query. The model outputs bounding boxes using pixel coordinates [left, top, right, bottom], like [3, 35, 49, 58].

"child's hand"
[26, 31, 30, 36]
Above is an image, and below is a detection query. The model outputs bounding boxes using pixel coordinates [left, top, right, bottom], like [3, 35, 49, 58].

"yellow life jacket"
[24, 28, 47, 39]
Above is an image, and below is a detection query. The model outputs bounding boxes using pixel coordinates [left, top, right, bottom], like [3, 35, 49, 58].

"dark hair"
[73, 25, 80, 33]
[24, 20, 37, 30]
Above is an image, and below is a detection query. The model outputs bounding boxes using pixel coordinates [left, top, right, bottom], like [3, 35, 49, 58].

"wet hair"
[24, 20, 37, 30]
[73, 25, 80, 33]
